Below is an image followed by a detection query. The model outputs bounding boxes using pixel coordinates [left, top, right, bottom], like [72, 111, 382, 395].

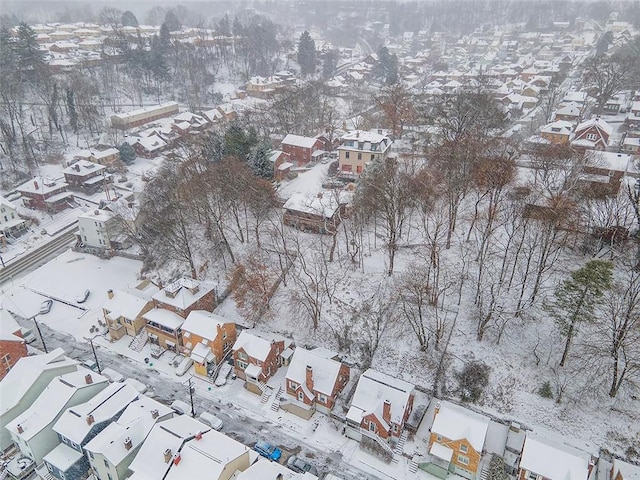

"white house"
[0, 348, 78, 452]
[518, 433, 592, 480]
[6, 369, 109, 464]
[77, 209, 128, 251]
[235, 457, 318, 479]
[84, 396, 173, 480]
[0, 195, 28, 241]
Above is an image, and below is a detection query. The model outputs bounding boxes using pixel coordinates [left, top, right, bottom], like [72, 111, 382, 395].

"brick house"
[152, 278, 217, 319]
[579, 150, 635, 198]
[625, 101, 640, 130]
[142, 308, 185, 352]
[103, 289, 154, 341]
[63, 160, 109, 194]
[232, 330, 293, 395]
[181, 310, 236, 376]
[16, 177, 73, 213]
[426, 401, 490, 480]
[518, 433, 592, 480]
[281, 134, 324, 166]
[345, 369, 415, 445]
[282, 347, 350, 419]
[269, 150, 293, 182]
[553, 102, 582, 122]
[0, 308, 28, 381]
[338, 130, 392, 177]
[282, 192, 344, 234]
[539, 120, 574, 145]
[571, 117, 613, 151]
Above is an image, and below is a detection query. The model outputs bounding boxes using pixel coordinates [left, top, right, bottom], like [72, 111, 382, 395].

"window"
[436, 435, 442, 442]
[371, 154, 375, 161]
[2, 354, 11, 372]
[104, 459, 109, 468]
[369, 421, 376, 432]
[60, 473, 66, 480]
[528, 473, 539, 480]
[256, 360, 262, 366]
[222, 331, 227, 340]
[237, 360, 248, 370]
[460, 444, 468, 453]
[356, 165, 363, 174]
[298, 391, 304, 401]
[357, 153, 362, 160]
[457, 455, 469, 465]
[393, 424, 399, 433]
[345, 151, 350, 159]
[586, 133, 598, 141]
[317, 393, 327, 404]
[238, 351, 248, 361]
[290, 381, 299, 390]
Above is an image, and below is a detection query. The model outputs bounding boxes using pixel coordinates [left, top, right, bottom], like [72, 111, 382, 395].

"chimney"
[94, 210, 99, 215]
[163, 449, 172, 463]
[173, 453, 181, 465]
[75, 164, 80, 171]
[378, 129, 383, 134]
[317, 192, 323, 199]
[434, 401, 441, 418]
[382, 399, 391, 424]
[305, 365, 314, 392]
[34, 180, 39, 190]
[86, 414, 95, 425]
[124, 437, 132, 450]
[17, 424, 23, 434]
[151, 409, 159, 419]
[195, 431, 203, 441]
[85, 373, 93, 384]
[107, 289, 114, 300]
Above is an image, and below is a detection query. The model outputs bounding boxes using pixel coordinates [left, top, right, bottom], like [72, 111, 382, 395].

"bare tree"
[582, 54, 635, 115]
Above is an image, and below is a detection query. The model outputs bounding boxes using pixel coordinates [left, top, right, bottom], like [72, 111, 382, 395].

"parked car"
[253, 441, 282, 462]
[174, 356, 193, 377]
[198, 411, 223, 431]
[82, 359, 99, 371]
[287, 456, 318, 476]
[124, 377, 148, 394]
[101, 367, 124, 383]
[76, 289, 90, 303]
[214, 363, 232, 387]
[19, 328, 36, 344]
[170, 399, 192, 415]
[39, 299, 53, 314]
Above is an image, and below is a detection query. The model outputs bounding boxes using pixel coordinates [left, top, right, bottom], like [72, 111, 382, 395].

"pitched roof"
[576, 117, 613, 136]
[181, 310, 233, 341]
[282, 134, 319, 149]
[520, 433, 590, 480]
[103, 290, 150, 321]
[286, 347, 345, 396]
[232, 329, 290, 362]
[430, 401, 490, 452]
[152, 278, 216, 310]
[143, 309, 185, 331]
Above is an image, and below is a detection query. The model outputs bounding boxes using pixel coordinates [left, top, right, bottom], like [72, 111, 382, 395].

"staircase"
[270, 386, 282, 411]
[480, 454, 493, 480]
[259, 383, 273, 403]
[129, 327, 148, 352]
[360, 428, 395, 457]
[409, 455, 420, 474]
[392, 430, 408, 463]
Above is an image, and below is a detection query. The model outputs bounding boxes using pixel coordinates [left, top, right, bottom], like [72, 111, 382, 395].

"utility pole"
[188, 377, 195, 418]
[87, 337, 102, 374]
[32, 316, 48, 353]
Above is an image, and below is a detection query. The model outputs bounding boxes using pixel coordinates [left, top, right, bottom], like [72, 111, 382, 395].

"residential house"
[626, 101, 640, 130]
[622, 136, 640, 155]
[0, 348, 77, 452]
[77, 209, 130, 251]
[245, 76, 284, 98]
[152, 277, 217, 319]
[181, 310, 236, 376]
[16, 177, 73, 213]
[172, 112, 209, 133]
[554, 102, 582, 122]
[142, 308, 185, 352]
[0, 308, 28, 381]
[338, 130, 392, 176]
[611, 459, 640, 480]
[0, 195, 29, 242]
[44, 383, 139, 480]
[232, 329, 292, 395]
[540, 120, 574, 144]
[563, 91, 588, 106]
[282, 192, 344, 234]
[84, 396, 173, 480]
[235, 458, 319, 479]
[281, 134, 324, 166]
[6, 369, 109, 464]
[90, 148, 121, 167]
[426, 401, 490, 480]
[282, 347, 350, 419]
[162, 428, 251, 480]
[103, 289, 154, 341]
[580, 150, 635, 198]
[63, 160, 109, 193]
[269, 150, 293, 182]
[132, 134, 169, 158]
[571, 117, 613, 151]
[110, 102, 179, 130]
[345, 369, 415, 445]
[518, 433, 592, 480]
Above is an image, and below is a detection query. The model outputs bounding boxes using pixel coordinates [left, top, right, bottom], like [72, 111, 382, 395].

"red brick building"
[152, 277, 218, 319]
[571, 117, 612, 151]
[16, 177, 73, 213]
[63, 160, 109, 194]
[281, 134, 324, 166]
[0, 309, 29, 381]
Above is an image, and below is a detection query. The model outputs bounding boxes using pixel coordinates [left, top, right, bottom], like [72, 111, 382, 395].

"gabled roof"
[152, 277, 216, 310]
[53, 383, 139, 444]
[0, 348, 77, 416]
[282, 134, 320, 149]
[103, 290, 150, 321]
[0, 307, 22, 342]
[612, 459, 640, 480]
[575, 117, 613, 136]
[232, 329, 291, 362]
[520, 433, 590, 480]
[347, 368, 414, 428]
[430, 401, 490, 452]
[286, 347, 346, 396]
[7, 369, 109, 441]
[143, 308, 185, 331]
[181, 310, 233, 341]
[63, 160, 106, 176]
[283, 192, 341, 218]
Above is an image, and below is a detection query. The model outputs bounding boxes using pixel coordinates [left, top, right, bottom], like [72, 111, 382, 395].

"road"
[15, 318, 380, 480]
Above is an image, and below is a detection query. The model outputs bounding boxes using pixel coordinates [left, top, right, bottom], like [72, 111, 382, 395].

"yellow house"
[426, 401, 490, 480]
[337, 130, 392, 176]
[181, 311, 237, 376]
[103, 289, 154, 341]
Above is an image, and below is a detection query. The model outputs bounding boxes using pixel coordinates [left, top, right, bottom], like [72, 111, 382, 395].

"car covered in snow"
[214, 363, 232, 386]
[287, 456, 318, 476]
[253, 440, 282, 462]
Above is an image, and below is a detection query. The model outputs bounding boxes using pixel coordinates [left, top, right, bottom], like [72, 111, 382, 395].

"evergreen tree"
[487, 455, 508, 480]
[223, 124, 258, 159]
[164, 9, 181, 32]
[322, 49, 339, 79]
[217, 14, 231, 36]
[247, 140, 273, 179]
[159, 23, 172, 54]
[121, 10, 139, 28]
[373, 46, 398, 85]
[14, 23, 46, 80]
[118, 142, 137, 165]
[297, 31, 317, 76]
[546, 259, 613, 367]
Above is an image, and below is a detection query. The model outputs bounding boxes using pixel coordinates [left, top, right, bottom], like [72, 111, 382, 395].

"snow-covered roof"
[520, 433, 590, 480]
[16, 177, 68, 195]
[112, 102, 178, 121]
[63, 160, 106, 176]
[232, 329, 291, 362]
[190, 342, 214, 364]
[576, 117, 613, 136]
[84, 396, 173, 466]
[235, 458, 305, 479]
[181, 310, 233, 341]
[429, 442, 454, 462]
[283, 192, 340, 218]
[555, 103, 581, 116]
[0, 348, 77, 416]
[143, 309, 185, 331]
[152, 277, 216, 310]
[282, 134, 319, 149]
[584, 150, 633, 173]
[78, 209, 113, 223]
[347, 368, 414, 428]
[430, 401, 490, 452]
[612, 459, 640, 480]
[341, 130, 389, 145]
[164, 428, 250, 480]
[0, 307, 22, 342]
[541, 120, 574, 135]
[53, 383, 139, 444]
[7, 369, 109, 441]
[127, 415, 210, 480]
[0, 195, 16, 211]
[563, 91, 588, 103]
[286, 347, 345, 396]
[103, 290, 150, 321]
[43, 442, 83, 471]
